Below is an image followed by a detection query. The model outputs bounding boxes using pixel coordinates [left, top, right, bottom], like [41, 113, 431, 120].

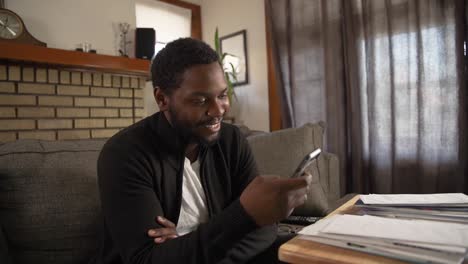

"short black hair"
[150, 38, 220, 94]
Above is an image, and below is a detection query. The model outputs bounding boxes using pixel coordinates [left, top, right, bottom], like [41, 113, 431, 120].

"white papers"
[298, 215, 468, 264]
[298, 192, 468, 264]
[320, 214, 468, 248]
[360, 193, 468, 205]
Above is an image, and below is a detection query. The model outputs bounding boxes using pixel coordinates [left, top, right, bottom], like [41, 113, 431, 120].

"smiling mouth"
[202, 118, 222, 131]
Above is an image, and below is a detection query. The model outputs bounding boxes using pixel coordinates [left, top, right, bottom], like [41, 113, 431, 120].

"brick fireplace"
[0, 41, 150, 143]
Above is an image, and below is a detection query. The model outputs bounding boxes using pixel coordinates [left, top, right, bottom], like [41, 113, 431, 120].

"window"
[358, 24, 459, 162]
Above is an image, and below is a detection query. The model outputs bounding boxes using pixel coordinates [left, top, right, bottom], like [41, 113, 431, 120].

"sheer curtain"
[266, 0, 467, 194]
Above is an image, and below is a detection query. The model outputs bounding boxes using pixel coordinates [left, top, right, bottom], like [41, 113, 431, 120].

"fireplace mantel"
[0, 41, 150, 77]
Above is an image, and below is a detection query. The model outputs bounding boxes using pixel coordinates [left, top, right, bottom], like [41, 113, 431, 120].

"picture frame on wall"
[219, 30, 248, 86]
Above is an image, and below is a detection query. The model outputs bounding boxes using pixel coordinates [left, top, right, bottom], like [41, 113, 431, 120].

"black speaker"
[135, 28, 155, 60]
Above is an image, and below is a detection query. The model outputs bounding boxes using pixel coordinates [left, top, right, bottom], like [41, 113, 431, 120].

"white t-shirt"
[176, 158, 209, 236]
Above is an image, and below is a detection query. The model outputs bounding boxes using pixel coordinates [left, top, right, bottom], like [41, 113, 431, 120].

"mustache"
[196, 117, 223, 127]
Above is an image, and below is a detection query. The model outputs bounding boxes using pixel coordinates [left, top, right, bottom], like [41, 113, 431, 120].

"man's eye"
[218, 94, 228, 100]
[193, 99, 206, 105]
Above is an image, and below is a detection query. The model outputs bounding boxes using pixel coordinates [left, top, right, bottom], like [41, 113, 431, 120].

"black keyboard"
[280, 216, 322, 226]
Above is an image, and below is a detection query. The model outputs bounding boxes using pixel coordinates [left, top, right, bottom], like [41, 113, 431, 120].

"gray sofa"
[0, 123, 340, 264]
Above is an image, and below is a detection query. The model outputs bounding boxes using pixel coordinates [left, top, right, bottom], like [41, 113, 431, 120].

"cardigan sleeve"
[217, 127, 277, 263]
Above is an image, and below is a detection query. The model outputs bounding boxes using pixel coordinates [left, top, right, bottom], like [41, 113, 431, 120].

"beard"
[168, 107, 221, 147]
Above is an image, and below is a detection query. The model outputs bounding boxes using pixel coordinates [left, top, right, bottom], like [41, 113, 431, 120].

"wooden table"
[278, 195, 406, 264]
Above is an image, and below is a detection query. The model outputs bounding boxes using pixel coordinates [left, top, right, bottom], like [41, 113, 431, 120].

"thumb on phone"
[278, 174, 312, 192]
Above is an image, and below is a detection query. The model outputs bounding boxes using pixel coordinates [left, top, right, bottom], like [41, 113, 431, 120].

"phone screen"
[291, 148, 321, 178]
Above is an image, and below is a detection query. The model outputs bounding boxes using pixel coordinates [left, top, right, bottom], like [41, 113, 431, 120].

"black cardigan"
[92, 112, 276, 264]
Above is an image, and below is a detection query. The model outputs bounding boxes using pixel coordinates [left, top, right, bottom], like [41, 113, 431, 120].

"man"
[93, 38, 311, 264]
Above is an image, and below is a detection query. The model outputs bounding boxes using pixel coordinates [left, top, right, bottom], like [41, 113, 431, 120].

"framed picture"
[219, 30, 248, 86]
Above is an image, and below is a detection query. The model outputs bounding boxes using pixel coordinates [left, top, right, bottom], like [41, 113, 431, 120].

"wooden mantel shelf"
[0, 41, 150, 77]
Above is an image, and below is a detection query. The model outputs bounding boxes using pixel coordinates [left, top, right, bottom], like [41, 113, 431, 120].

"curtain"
[266, 0, 467, 194]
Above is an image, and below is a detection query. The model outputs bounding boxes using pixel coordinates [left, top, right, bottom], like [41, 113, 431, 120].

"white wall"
[5, 0, 200, 55]
[135, 0, 191, 43]
[6, 0, 136, 56]
[201, 0, 270, 131]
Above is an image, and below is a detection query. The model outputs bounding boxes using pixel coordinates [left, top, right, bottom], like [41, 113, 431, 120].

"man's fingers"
[277, 175, 312, 191]
[148, 216, 178, 244]
[287, 185, 309, 208]
[154, 237, 168, 244]
[302, 173, 313, 184]
[293, 185, 309, 196]
[262, 175, 281, 180]
[148, 228, 178, 237]
[156, 216, 176, 228]
[287, 193, 307, 209]
[154, 234, 178, 244]
[148, 229, 157, 237]
[300, 174, 313, 185]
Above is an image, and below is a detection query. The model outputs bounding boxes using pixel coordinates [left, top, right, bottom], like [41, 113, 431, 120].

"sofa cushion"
[247, 123, 329, 216]
[0, 139, 105, 264]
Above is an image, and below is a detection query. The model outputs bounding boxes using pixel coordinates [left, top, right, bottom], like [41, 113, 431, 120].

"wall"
[6, 0, 136, 56]
[5, 0, 200, 55]
[136, 0, 191, 43]
[201, 0, 270, 132]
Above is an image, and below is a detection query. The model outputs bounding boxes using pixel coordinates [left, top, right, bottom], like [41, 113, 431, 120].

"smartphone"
[291, 148, 321, 178]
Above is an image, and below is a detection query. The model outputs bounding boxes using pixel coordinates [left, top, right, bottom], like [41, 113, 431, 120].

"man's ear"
[154, 88, 169, 111]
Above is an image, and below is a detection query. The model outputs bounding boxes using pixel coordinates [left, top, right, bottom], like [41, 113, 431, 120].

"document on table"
[360, 193, 468, 206]
[298, 215, 468, 264]
[319, 214, 468, 247]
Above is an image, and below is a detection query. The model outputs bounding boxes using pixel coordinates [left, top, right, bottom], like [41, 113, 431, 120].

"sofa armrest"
[246, 123, 341, 217]
[292, 152, 340, 217]
[321, 152, 340, 205]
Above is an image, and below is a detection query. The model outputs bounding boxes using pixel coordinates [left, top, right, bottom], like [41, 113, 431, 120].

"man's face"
[160, 62, 229, 145]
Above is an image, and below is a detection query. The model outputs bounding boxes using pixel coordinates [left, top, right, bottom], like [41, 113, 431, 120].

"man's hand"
[147, 216, 178, 244]
[240, 174, 312, 226]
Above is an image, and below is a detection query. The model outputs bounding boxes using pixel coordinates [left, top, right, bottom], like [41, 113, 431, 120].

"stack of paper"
[357, 193, 468, 224]
[360, 193, 468, 206]
[298, 193, 468, 264]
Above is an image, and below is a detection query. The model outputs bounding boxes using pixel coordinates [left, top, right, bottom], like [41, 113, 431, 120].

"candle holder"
[118, 22, 132, 57]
